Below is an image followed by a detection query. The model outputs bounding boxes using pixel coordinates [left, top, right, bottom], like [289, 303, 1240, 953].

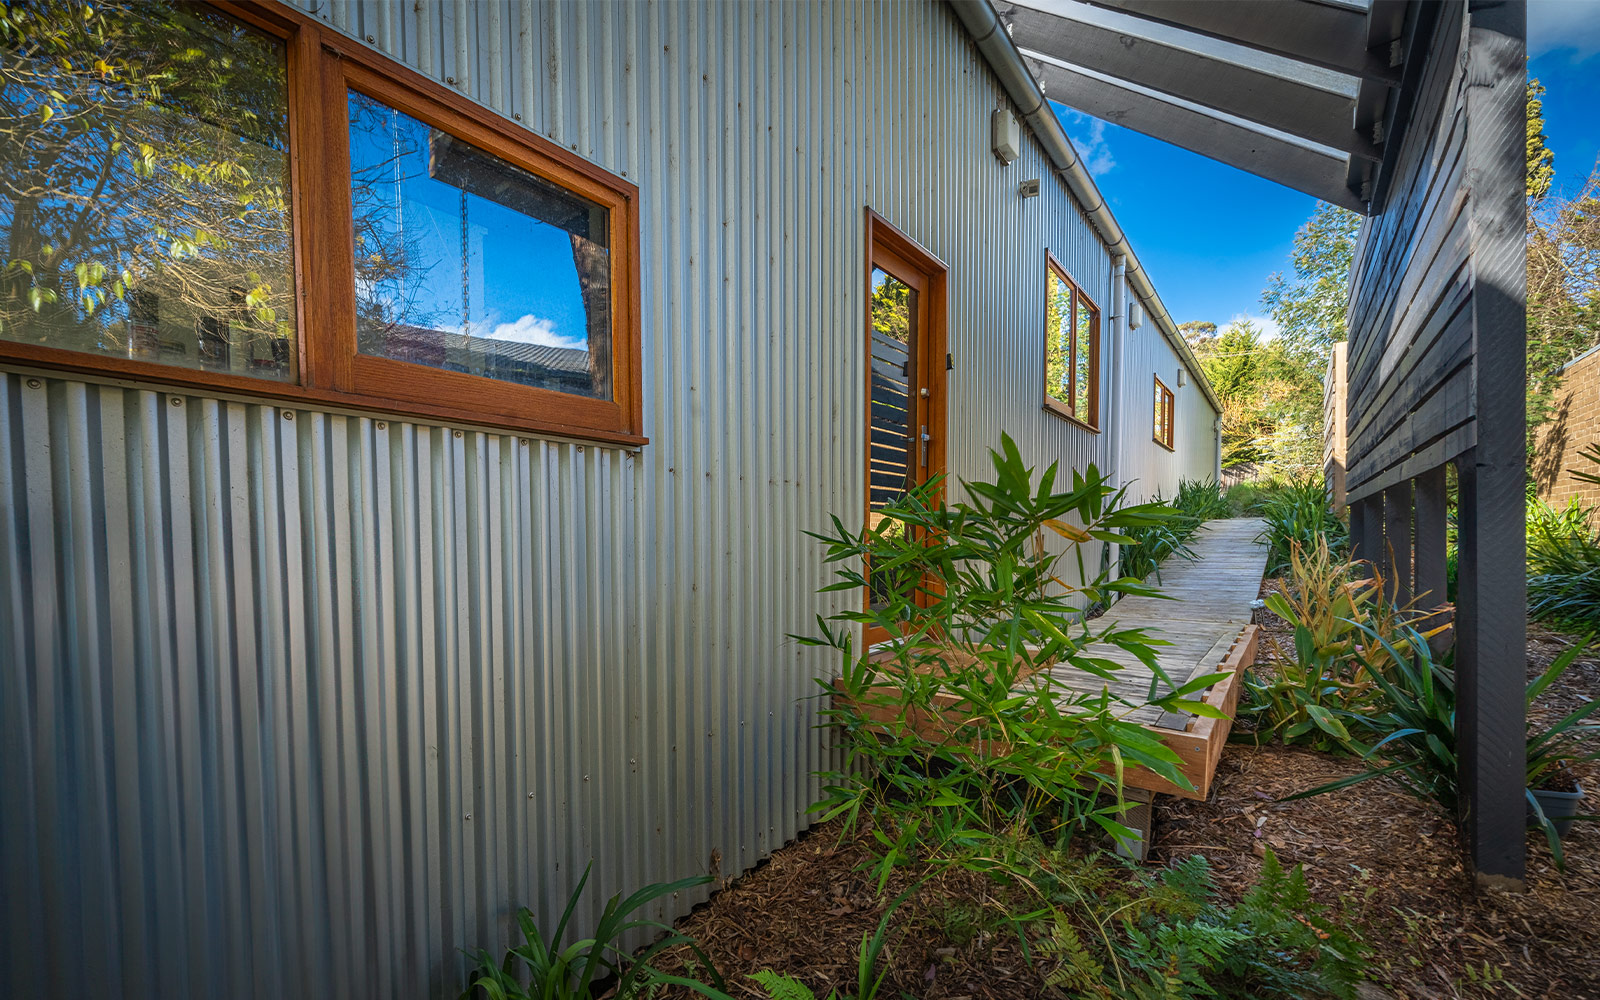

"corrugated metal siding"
[1116, 321, 1221, 501]
[0, 2, 1212, 997]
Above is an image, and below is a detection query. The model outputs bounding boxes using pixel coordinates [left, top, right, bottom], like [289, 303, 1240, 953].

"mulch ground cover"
[659, 597, 1600, 999]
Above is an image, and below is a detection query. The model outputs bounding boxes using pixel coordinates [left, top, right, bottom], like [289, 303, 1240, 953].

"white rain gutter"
[1109, 253, 1128, 486]
[949, 0, 1224, 416]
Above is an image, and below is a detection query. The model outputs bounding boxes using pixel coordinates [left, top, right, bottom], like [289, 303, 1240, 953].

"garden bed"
[656, 613, 1600, 1000]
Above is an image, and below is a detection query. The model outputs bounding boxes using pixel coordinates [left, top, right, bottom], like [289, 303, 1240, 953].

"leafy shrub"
[1291, 624, 1599, 867]
[460, 865, 731, 1000]
[1034, 848, 1369, 999]
[804, 436, 1226, 876]
[1119, 478, 1231, 583]
[1243, 538, 1444, 750]
[1173, 478, 1232, 521]
[1527, 496, 1600, 630]
[1255, 476, 1348, 576]
[1117, 514, 1196, 584]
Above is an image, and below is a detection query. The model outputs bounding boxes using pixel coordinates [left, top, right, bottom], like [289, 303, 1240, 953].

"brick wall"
[1535, 346, 1600, 510]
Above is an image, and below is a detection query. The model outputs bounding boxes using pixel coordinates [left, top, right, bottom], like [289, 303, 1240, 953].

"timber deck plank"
[1047, 519, 1270, 726]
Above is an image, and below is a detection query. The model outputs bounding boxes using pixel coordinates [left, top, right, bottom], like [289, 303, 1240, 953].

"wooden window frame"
[0, 0, 645, 446]
[1153, 375, 1175, 451]
[1041, 253, 1100, 431]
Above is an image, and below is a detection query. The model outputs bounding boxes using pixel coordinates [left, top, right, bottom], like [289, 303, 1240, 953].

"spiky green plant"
[459, 865, 732, 1000]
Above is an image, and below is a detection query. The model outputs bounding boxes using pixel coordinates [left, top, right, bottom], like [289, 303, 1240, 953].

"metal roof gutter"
[948, 0, 1224, 415]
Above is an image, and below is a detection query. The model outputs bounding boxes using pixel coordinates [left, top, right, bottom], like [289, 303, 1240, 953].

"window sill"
[0, 347, 649, 448]
[1042, 398, 1100, 433]
[1153, 436, 1175, 452]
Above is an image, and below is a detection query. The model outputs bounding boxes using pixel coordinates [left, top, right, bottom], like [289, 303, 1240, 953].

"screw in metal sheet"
[170, 397, 182, 407]
[25, 378, 41, 389]
[365, 34, 375, 42]
[376, 420, 387, 430]
[528, 792, 535, 798]
[453, 429, 463, 438]
[283, 411, 294, 421]
[583, 774, 590, 781]
[464, 813, 471, 821]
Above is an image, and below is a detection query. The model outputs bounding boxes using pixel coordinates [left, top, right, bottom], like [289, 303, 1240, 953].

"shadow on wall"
[1535, 395, 1571, 497]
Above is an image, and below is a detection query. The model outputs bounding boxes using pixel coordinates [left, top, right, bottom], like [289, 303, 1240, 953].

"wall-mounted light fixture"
[1128, 300, 1145, 330]
[1177, 369, 1187, 387]
[992, 108, 1020, 164]
[1018, 178, 1040, 198]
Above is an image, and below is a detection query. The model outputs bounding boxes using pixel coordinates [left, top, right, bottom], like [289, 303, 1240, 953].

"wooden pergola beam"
[1009, 1, 1382, 161]
[1080, 0, 1406, 83]
[1024, 51, 1367, 213]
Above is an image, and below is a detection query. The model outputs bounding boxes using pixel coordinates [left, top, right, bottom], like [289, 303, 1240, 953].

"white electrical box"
[1128, 300, 1145, 330]
[1178, 368, 1187, 387]
[992, 108, 1020, 164]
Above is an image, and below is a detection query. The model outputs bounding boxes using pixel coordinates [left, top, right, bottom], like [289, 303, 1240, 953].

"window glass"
[1074, 296, 1094, 420]
[868, 266, 915, 612]
[1044, 261, 1096, 427]
[1044, 269, 1072, 405]
[0, 1, 296, 379]
[348, 90, 612, 399]
[1154, 377, 1175, 447]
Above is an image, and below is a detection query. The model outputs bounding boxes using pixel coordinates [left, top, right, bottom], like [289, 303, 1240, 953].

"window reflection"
[348, 90, 612, 399]
[0, 1, 296, 379]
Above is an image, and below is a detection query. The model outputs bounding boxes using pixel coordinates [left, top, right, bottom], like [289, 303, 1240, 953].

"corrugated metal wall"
[1116, 319, 1222, 502]
[0, 2, 1215, 997]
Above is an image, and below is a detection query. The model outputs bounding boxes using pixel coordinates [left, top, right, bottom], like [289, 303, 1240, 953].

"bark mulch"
[660, 614, 1600, 1000]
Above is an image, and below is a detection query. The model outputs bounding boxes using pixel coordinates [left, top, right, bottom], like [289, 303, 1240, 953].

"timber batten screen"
[1341, 1, 1527, 885]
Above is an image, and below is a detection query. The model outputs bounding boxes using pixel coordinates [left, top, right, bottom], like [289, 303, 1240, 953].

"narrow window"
[1154, 375, 1175, 450]
[1043, 256, 1099, 429]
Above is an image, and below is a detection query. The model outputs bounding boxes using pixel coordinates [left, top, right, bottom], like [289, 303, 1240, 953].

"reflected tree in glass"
[0, 0, 299, 379]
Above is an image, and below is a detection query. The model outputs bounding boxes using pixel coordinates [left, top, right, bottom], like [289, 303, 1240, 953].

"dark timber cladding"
[1343, 1, 1527, 885]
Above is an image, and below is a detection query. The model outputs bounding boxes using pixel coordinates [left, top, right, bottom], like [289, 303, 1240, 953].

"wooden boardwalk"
[1049, 519, 1270, 726]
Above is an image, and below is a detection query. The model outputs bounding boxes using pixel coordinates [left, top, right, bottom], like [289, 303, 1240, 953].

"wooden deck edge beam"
[829, 624, 1262, 803]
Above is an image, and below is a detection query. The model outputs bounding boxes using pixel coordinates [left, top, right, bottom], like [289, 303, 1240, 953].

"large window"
[1043, 256, 1099, 429]
[1154, 375, 1175, 450]
[0, 0, 642, 443]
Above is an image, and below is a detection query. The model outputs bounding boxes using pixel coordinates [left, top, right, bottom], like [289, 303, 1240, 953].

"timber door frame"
[863, 209, 948, 641]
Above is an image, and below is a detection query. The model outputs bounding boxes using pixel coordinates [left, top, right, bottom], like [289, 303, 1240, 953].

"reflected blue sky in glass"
[347, 92, 593, 351]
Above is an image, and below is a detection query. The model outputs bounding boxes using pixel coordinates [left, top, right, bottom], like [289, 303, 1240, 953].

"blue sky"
[1049, 0, 1600, 334]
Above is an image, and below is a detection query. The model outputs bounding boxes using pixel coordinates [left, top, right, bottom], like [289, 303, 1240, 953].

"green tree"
[1193, 319, 1325, 476]
[1262, 202, 1360, 353]
[1178, 319, 1217, 349]
[1528, 79, 1556, 202]
[1526, 79, 1600, 454]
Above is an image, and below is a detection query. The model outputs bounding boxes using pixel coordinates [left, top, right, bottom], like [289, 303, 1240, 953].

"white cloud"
[480, 314, 587, 350]
[1529, 0, 1600, 62]
[1221, 313, 1282, 341]
[1058, 107, 1117, 177]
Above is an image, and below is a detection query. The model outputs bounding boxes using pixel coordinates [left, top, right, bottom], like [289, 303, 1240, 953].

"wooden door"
[864, 210, 947, 637]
